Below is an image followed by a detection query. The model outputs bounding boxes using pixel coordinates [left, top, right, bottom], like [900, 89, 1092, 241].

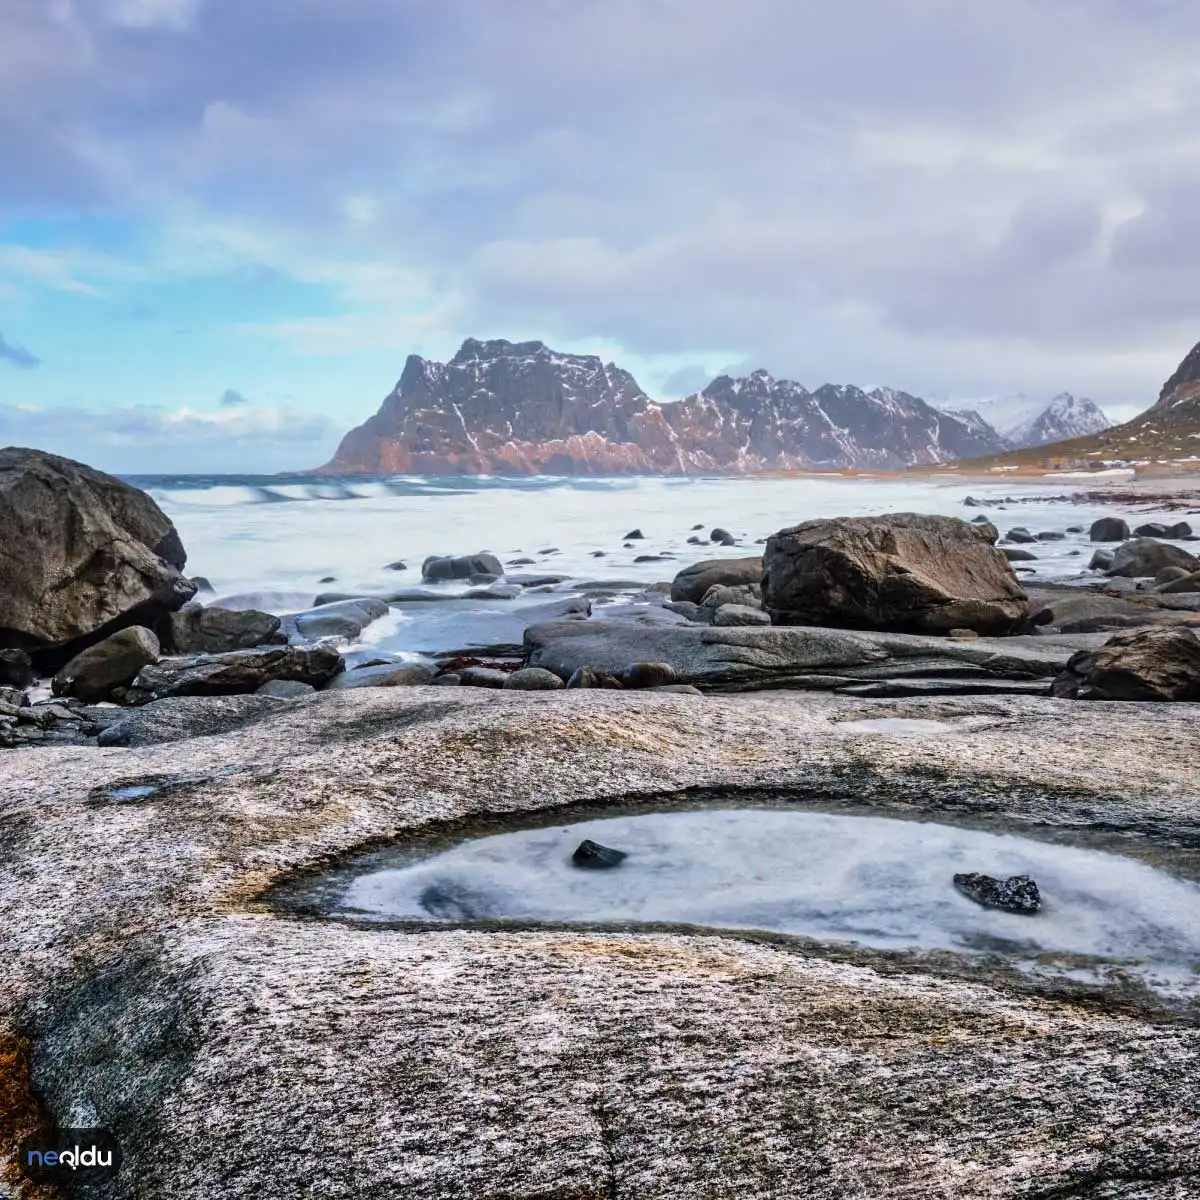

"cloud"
[219, 387, 248, 406]
[0, 332, 40, 369]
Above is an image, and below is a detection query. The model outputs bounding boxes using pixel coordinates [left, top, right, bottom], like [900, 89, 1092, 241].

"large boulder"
[1089, 518, 1130, 542]
[0, 648, 33, 688]
[762, 514, 1028, 636]
[125, 645, 343, 705]
[1105, 539, 1200, 579]
[422, 553, 504, 583]
[1051, 626, 1200, 701]
[670, 557, 763, 603]
[164, 604, 285, 654]
[52, 626, 160, 702]
[0, 447, 196, 655]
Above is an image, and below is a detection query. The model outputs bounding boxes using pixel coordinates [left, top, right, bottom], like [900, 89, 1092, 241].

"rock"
[1133, 522, 1170, 538]
[1036, 531, 1065, 541]
[165, 605, 285, 654]
[1051, 626, 1200, 700]
[653, 683, 704, 694]
[422, 553, 504, 582]
[507, 558, 536, 566]
[763, 514, 1028, 636]
[189, 576, 215, 594]
[1089, 517, 1130, 542]
[506, 574, 568, 587]
[1105, 538, 1200, 579]
[464, 584, 522, 600]
[458, 667, 509, 688]
[663, 600, 711, 623]
[952, 873, 1041, 914]
[467, 573, 501, 585]
[1170, 521, 1193, 538]
[502, 667, 565, 691]
[1066, 526, 1083, 534]
[0, 685, 26, 707]
[292, 598, 390, 642]
[671, 557, 764, 604]
[968, 521, 999, 543]
[1155, 565, 1192, 585]
[687, 536, 703, 545]
[713, 604, 772, 627]
[125, 645, 344, 704]
[1088, 548, 1116, 571]
[634, 554, 673, 563]
[947, 629, 980, 640]
[52, 626, 160, 702]
[710, 528, 734, 542]
[432, 673, 461, 686]
[692, 523, 705, 529]
[384, 561, 407, 571]
[319, 576, 336, 584]
[565, 666, 625, 689]
[699, 583, 762, 609]
[538, 548, 560, 556]
[1005, 527, 1037, 543]
[624, 529, 645, 540]
[1155, 570, 1200, 594]
[0, 448, 196, 656]
[96, 694, 287, 746]
[590, 551, 606, 558]
[571, 839, 627, 869]
[0, 648, 33, 688]
[325, 662, 437, 689]
[255, 679, 316, 699]
[1001, 548, 1038, 562]
[619, 661, 678, 688]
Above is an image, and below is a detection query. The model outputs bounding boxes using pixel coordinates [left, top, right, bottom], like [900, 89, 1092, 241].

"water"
[337, 808, 1200, 994]
[127, 470, 1188, 659]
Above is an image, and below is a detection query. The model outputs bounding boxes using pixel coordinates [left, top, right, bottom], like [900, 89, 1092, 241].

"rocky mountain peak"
[1155, 339, 1200, 409]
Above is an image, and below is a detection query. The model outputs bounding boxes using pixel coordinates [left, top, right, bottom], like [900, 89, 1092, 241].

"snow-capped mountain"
[322, 338, 1009, 474]
[1006, 393, 1111, 448]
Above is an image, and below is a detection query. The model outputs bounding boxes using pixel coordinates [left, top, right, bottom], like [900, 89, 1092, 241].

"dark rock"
[125, 645, 344, 704]
[0, 447, 196, 656]
[1051, 626, 1200, 700]
[503, 667, 565, 690]
[0, 649, 33, 689]
[970, 514, 989, 523]
[384, 561, 407, 571]
[591, 551, 606, 558]
[458, 667, 509, 688]
[1001, 548, 1038, 562]
[1155, 565, 1191, 585]
[619, 661, 677, 688]
[465, 584, 522, 600]
[713, 604, 771, 627]
[1065, 526, 1083, 534]
[565, 666, 624, 689]
[663, 600, 711, 623]
[763, 514, 1028, 636]
[1035, 531, 1065, 541]
[686, 536, 703, 545]
[538, 548, 560, 556]
[52, 626, 160, 702]
[422, 553, 504, 582]
[325, 662, 437, 689]
[1133, 522, 1170, 538]
[670, 557, 763, 604]
[292, 598, 389, 641]
[624, 529, 645, 540]
[572, 839, 627, 869]
[964, 496, 981, 507]
[1106, 538, 1200, 579]
[189, 576, 215, 594]
[953, 873, 1041, 914]
[165, 605, 285, 654]
[507, 558, 536, 566]
[255, 679, 316, 699]
[432, 673, 461, 686]
[634, 554, 672, 563]
[1005, 527, 1037, 543]
[319, 576, 336, 584]
[692, 523, 704, 529]
[969, 521, 999, 543]
[1088, 548, 1116, 571]
[1089, 517, 1130, 542]
[710, 528, 734, 542]
[1155, 570, 1200, 594]
[1170, 521, 1193, 538]
[0, 685, 26, 707]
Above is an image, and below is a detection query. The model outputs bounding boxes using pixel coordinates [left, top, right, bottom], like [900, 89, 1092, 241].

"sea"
[128, 469, 1185, 663]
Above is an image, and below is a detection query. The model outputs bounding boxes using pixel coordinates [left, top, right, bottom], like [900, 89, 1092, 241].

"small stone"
[572, 839, 628, 869]
[255, 679, 316, 699]
[710, 528, 734, 542]
[713, 603, 771, 626]
[458, 667, 509, 688]
[433, 673, 461, 686]
[502, 667, 565, 691]
[1036, 531, 1065, 541]
[687, 536, 703, 545]
[619, 661, 677, 689]
[947, 628, 980, 640]
[319, 576, 336, 583]
[384, 561, 407, 571]
[624, 529, 645, 540]
[953, 872, 1041, 914]
[566, 666, 624, 689]
[691, 523, 704, 530]
[590, 551, 606, 558]
[1005, 528, 1037, 544]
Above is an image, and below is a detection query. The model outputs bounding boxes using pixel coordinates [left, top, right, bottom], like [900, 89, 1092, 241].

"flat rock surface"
[2, 687, 1199, 1198]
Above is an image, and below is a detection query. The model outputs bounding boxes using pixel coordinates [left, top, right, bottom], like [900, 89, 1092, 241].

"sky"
[3, 0, 1200, 472]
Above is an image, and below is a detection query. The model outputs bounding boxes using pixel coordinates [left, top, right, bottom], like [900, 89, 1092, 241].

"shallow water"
[337, 808, 1200, 992]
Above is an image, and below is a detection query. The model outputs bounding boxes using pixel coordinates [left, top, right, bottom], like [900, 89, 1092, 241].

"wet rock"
[255, 679, 316, 699]
[1133, 522, 1171, 538]
[458, 667, 509, 688]
[619, 661, 678, 689]
[947, 629, 980, 641]
[319, 576, 336, 584]
[326, 662, 437, 689]
[165, 605, 285, 654]
[764, 514, 1028, 636]
[464, 584, 522, 600]
[634, 554, 673, 563]
[687, 536, 703, 545]
[1155, 565, 1191, 586]
[1170, 521, 1193, 538]
[538, 548, 560, 556]
[1005, 527, 1037, 543]
[1066, 526, 1083, 534]
[691, 523, 705, 529]
[953, 873, 1041, 914]
[384, 561, 407, 571]
[1106, 538, 1200, 579]
[0, 447, 196, 657]
[432, 673, 461, 686]
[1089, 517, 1130, 542]
[590, 551, 606, 558]
[422, 553, 504, 582]
[700, 582, 762, 609]
[969, 521, 999, 543]
[1155, 570, 1200, 594]
[565, 666, 624, 689]
[0, 685, 26, 707]
[624, 529, 645, 540]
[125, 645, 344, 704]
[189, 576, 215, 594]
[1051, 626, 1200, 701]
[713, 604, 771, 627]
[468, 573, 501, 585]
[1001, 548, 1038, 562]
[663, 600, 711, 624]
[1088, 548, 1116, 571]
[0, 649, 33, 689]
[507, 558, 536, 566]
[1036, 531, 1065, 541]
[52, 626, 160, 702]
[503, 667, 565, 690]
[710, 528, 734, 542]
[506, 574, 568, 587]
[671, 557, 763, 604]
[572, 839, 627, 869]
[292, 598, 389, 642]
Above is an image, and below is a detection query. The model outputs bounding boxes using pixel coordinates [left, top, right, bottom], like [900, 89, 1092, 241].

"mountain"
[1006, 393, 1111, 448]
[321, 338, 1009, 474]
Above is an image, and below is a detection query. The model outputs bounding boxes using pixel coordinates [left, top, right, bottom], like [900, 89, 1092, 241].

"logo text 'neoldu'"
[18, 1128, 122, 1183]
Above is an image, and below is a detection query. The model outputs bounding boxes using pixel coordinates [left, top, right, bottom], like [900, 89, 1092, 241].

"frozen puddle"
[339, 810, 1200, 994]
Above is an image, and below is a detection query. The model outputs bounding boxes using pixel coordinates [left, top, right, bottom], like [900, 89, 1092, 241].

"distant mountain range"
[323, 338, 1110, 475]
[942, 393, 1112, 450]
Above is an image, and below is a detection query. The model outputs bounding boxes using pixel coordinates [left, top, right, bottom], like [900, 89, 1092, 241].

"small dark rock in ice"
[507, 557, 536, 566]
[691, 523, 704, 530]
[572, 839, 628, 869]
[538, 548, 560, 556]
[634, 554, 672, 563]
[1036, 532, 1065, 541]
[710, 528, 733, 542]
[1006, 527, 1037, 544]
[624, 529, 645, 540]
[953, 872, 1041, 914]
[1066, 526, 1083, 534]
[384, 561, 407, 571]
[591, 551, 606, 558]
[319, 576, 336, 583]
[687, 536, 703, 544]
